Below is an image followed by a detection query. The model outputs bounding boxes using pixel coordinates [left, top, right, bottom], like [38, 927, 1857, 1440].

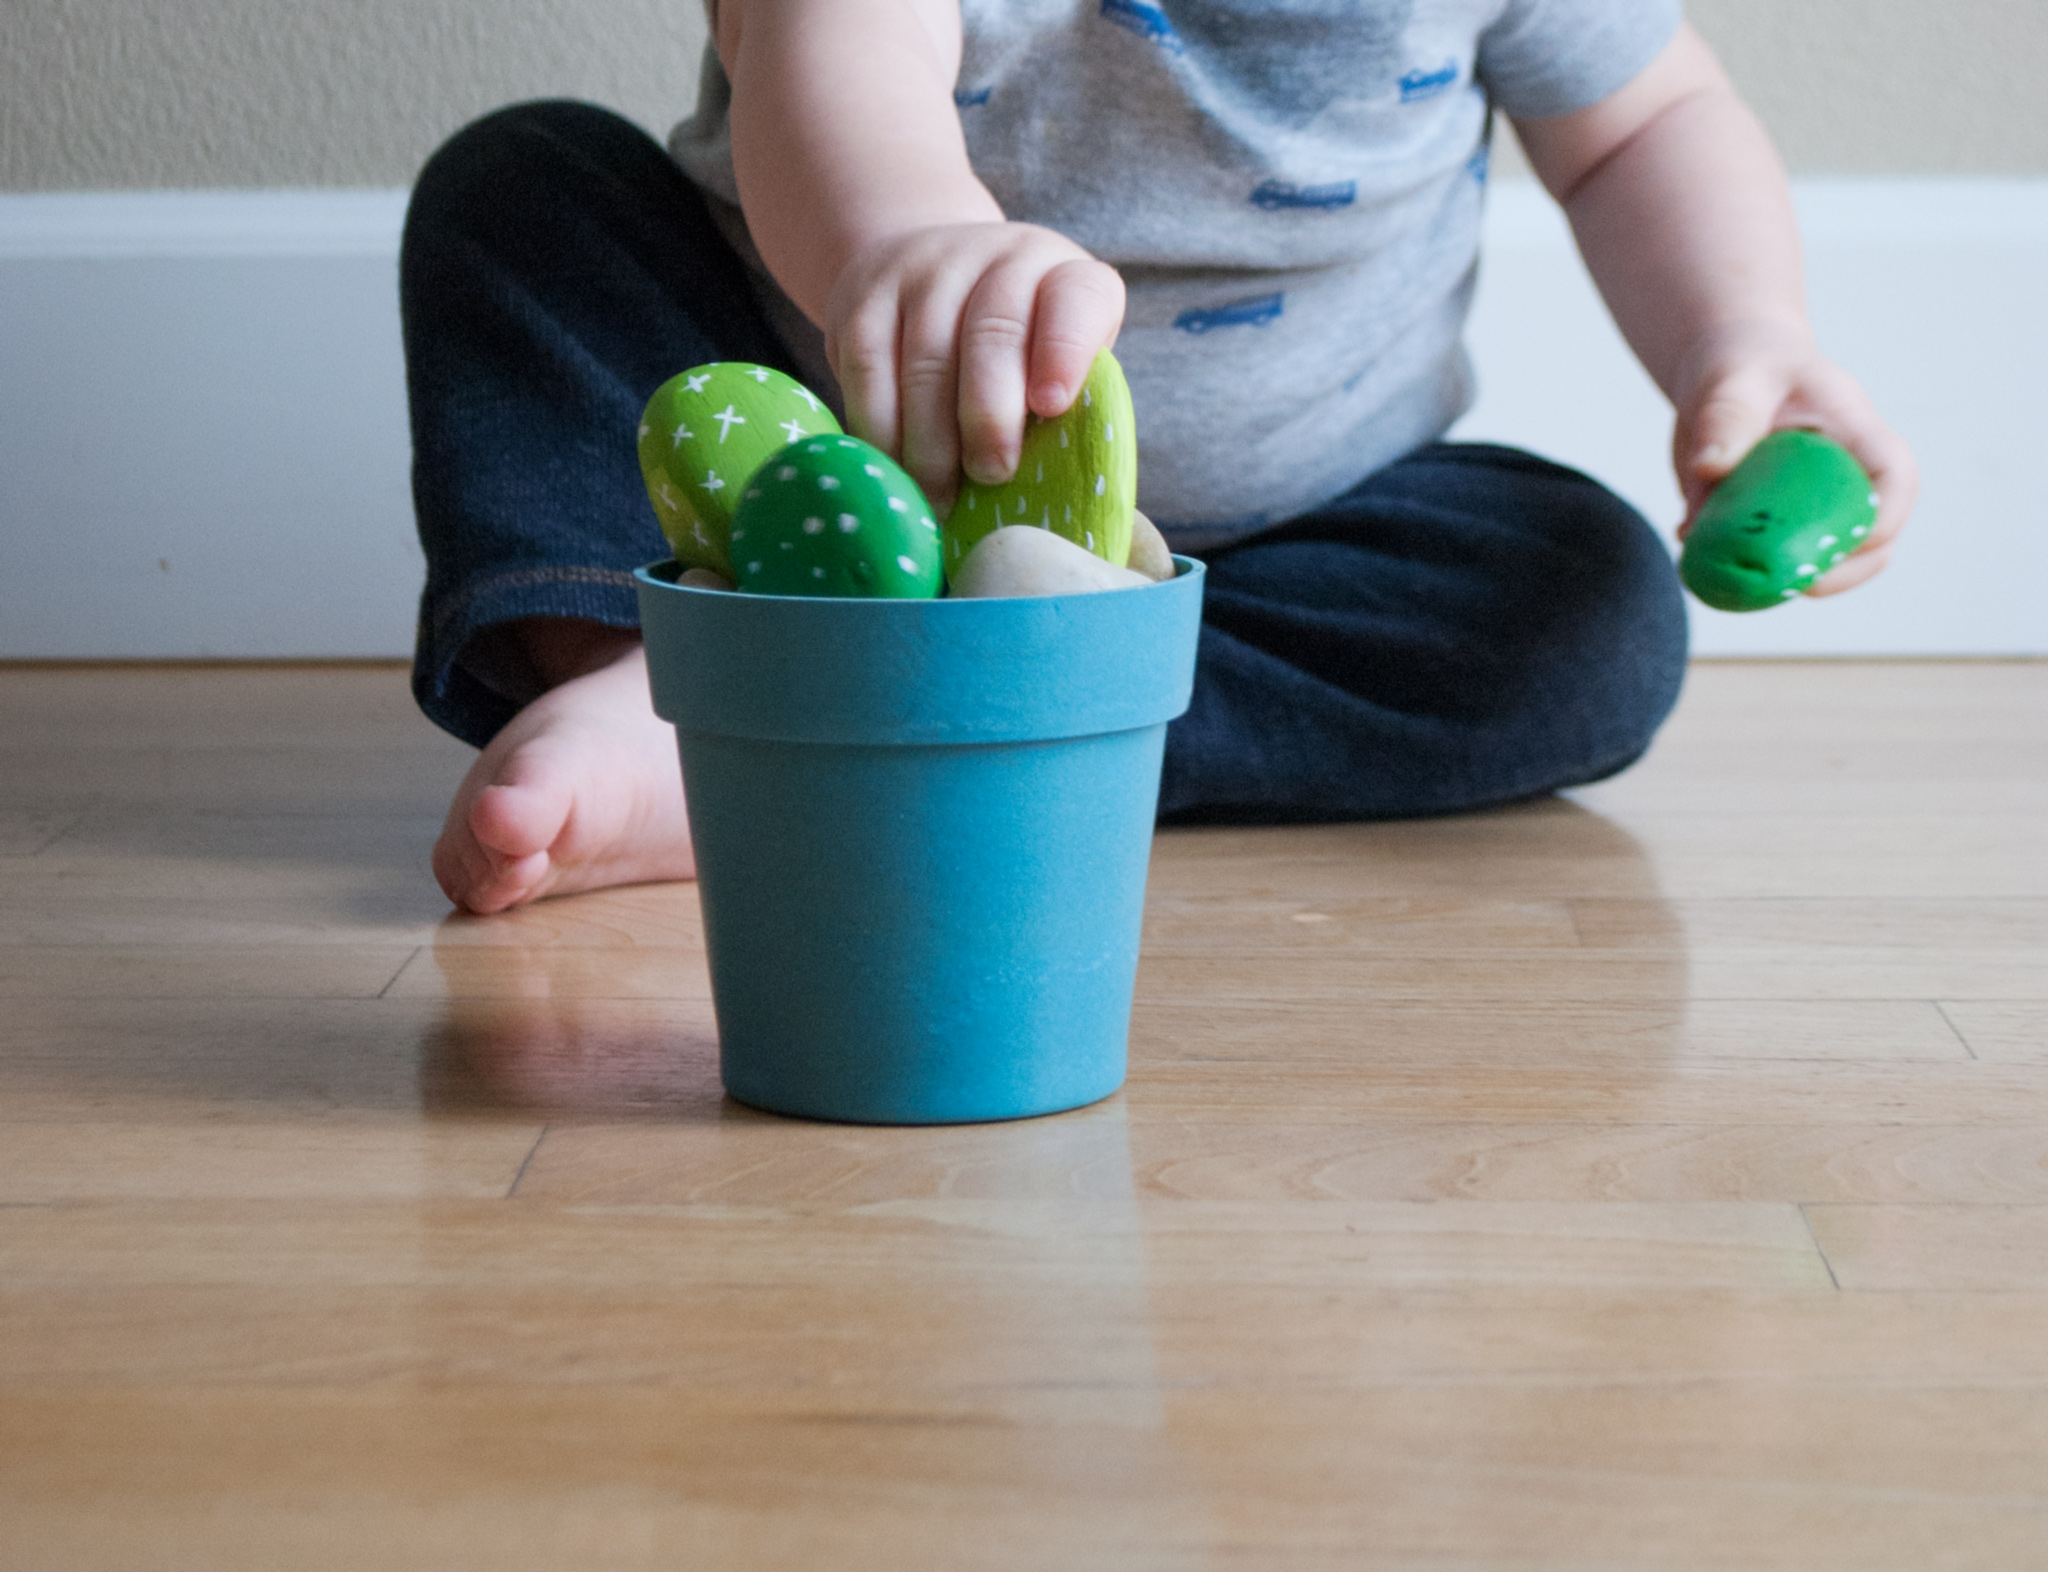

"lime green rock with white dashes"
[730, 436, 942, 599]
[942, 350, 1137, 584]
[637, 363, 840, 578]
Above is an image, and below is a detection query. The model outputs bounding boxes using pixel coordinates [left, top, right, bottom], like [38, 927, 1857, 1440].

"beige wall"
[3, 0, 2045, 191]
[1687, 0, 2048, 174]
[0, 0, 710, 190]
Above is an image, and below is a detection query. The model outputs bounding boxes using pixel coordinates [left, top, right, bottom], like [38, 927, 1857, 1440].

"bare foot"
[432, 625, 696, 913]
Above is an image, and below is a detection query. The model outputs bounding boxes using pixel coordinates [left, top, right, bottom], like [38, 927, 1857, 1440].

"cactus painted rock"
[729, 436, 943, 599]
[638, 363, 840, 578]
[1680, 430, 1880, 612]
[943, 349, 1137, 582]
[950, 525, 1153, 599]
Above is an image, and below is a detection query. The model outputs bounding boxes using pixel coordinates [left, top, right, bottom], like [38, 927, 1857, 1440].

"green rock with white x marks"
[942, 349, 1137, 584]
[637, 362, 840, 578]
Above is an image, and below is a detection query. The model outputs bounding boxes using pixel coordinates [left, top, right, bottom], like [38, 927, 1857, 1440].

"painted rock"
[1680, 430, 1879, 612]
[949, 525, 1153, 599]
[638, 363, 840, 578]
[943, 349, 1137, 582]
[729, 435, 943, 598]
[1124, 510, 1175, 583]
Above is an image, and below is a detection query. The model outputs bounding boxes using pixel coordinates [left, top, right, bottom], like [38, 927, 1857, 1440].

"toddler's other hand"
[1673, 320, 1917, 596]
[825, 222, 1125, 516]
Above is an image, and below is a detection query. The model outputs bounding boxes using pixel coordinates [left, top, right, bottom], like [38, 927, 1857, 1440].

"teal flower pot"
[634, 558, 1205, 1124]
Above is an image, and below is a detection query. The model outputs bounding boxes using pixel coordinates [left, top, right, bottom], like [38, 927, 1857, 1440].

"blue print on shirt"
[1175, 293, 1285, 334]
[1250, 178, 1358, 211]
[1100, 0, 1183, 51]
[1399, 60, 1459, 102]
[1466, 144, 1490, 183]
[953, 86, 992, 107]
[1161, 1, 1414, 130]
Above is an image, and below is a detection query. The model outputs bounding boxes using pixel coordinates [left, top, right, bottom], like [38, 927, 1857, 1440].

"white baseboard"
[0, 191, 417, 658]
[2, 180, 2042, 658]
[0, 189, 410, 260]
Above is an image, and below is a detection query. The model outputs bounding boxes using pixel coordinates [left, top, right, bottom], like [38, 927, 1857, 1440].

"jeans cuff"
[413, 563, 643, 747]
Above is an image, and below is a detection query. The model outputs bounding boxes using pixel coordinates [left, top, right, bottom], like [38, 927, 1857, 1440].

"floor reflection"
[413, 900, 1194, 1536]
[418, 912, 725, 1119]
[1130, 801, 1804, 1550]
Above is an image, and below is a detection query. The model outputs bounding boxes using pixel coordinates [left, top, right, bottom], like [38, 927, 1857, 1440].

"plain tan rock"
[949, 525, 1153, 599]
[1125, 510, 1174, 581]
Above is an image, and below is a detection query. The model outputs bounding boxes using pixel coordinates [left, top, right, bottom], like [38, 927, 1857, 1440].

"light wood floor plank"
[0, 806, 82, 856]
[520, 1114, 2048, 1206]
[0, 744, 468, 818]
[0, 1197, 1829, 1294]
[1127, 1060, 2048, 1126]
[1151, 815, 2048, 900]
[386, 943, 718, 1000]
[0, 1123, 544, 1203]
[0, 945, 418, 999]
[1132, 999, 1971, 1062]
[1138, 947, 2047, 1000]
[1806, 1204, 2048, 1291]
[1940, 1000, 2048, 1060]
[11, 1282, 2048, 1390]
[5, 1388, 2047, 1571]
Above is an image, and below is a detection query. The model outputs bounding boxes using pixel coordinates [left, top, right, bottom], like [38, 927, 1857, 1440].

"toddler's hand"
[1673, 321, 1917, 596]
[825, 222, 1125, 516]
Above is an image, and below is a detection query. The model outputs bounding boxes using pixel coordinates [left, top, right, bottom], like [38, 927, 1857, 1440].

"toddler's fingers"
[1677, 363, 1790, 524]
[1771, 363, 1915, 582]
[831, 275, 907, 463]
[1809, 540, 1893, 597]
[894, 266, 975, 517]
[1028, 259, 1126, 418]
[956, 260, 1042, 488]
[1820, 406, 1918, 558]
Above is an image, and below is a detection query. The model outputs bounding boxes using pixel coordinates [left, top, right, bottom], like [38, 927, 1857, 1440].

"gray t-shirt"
[672, 0, 1680, 542]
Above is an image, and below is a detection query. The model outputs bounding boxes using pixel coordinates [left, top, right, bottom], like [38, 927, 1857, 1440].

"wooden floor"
[1, 660, 2044, 1570]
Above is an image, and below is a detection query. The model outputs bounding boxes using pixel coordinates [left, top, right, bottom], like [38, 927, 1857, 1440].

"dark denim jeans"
[400, 100, 1688, 822]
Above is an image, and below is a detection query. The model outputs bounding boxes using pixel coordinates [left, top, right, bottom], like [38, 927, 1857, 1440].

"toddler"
[400, 0, 1915, 914]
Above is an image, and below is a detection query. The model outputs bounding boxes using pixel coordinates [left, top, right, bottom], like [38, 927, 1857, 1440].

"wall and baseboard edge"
[2, 180, 2042, 658]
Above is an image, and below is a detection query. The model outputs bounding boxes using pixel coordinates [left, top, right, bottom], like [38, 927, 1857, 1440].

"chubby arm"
[715, 0, 1124, 512]
[1511, 24, 1915, 594]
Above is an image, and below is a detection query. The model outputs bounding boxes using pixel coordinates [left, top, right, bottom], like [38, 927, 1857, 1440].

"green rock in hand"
[943, 350, 1138, 584]
[1680, 430, 1879, 612]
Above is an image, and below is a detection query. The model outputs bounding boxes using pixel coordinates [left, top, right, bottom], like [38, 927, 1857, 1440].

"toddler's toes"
[457, 847, 553, 915]
[431, 815, 529, 914]
[432, 817, 490, 907]
[469, 775, 574, 864]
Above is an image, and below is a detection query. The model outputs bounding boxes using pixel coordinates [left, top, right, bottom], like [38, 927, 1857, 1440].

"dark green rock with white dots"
[1680, 430, 1879, 612]
[730, 436, 943, 598]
